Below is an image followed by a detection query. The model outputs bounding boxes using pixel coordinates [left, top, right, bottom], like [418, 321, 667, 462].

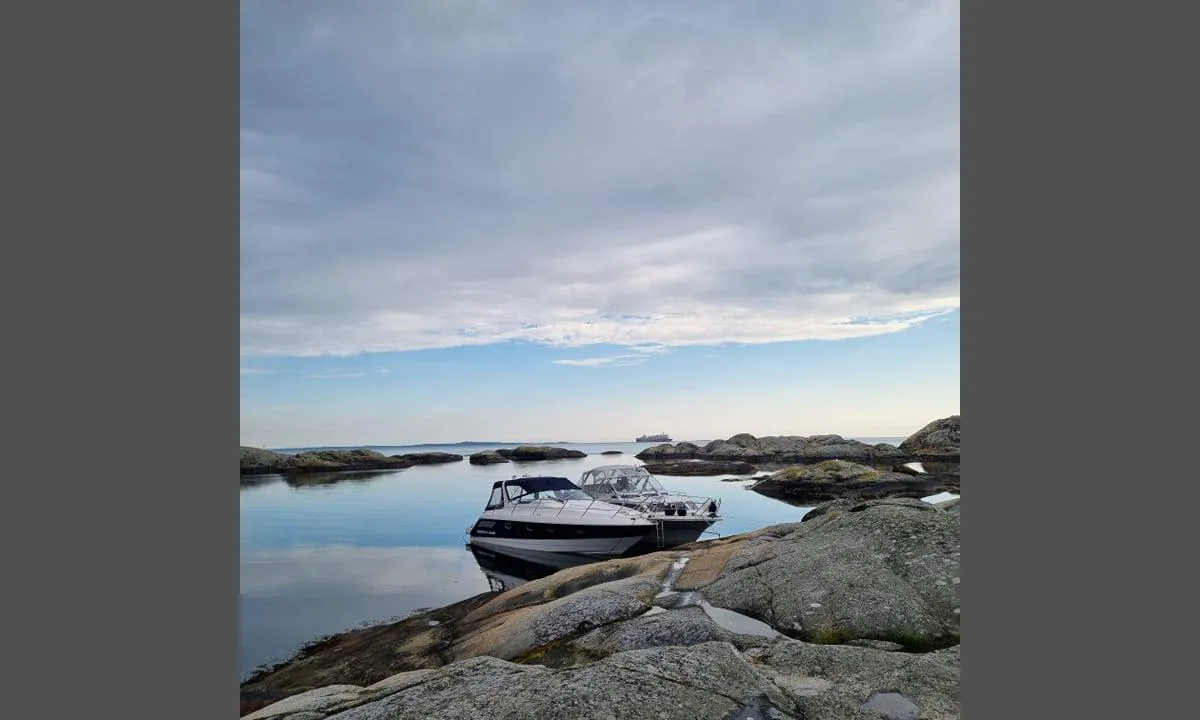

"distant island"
[635, 433, 672, 442]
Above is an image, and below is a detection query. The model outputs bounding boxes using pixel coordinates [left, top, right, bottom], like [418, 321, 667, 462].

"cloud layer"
[241, 0, 959, 358]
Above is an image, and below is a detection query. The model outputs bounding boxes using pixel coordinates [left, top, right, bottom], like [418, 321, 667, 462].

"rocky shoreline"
[241, 494, 961, 719]
[241, 416, 960, 481]
[239, 447, 465, 476]
[635, 416, 960, 466]
[747, 459, 960, 505]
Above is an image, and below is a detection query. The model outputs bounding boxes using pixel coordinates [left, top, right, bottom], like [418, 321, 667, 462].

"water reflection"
[464, 543, 600, 592]
[239, 545, 492, 678]
[240, 475, 281, 489]
[283, 469, 403, 488]
[239, 469, 406, 491]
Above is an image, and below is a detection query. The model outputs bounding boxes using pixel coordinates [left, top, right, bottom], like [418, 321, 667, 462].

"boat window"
[486, 486, 505, 510]
[506, 484, 592, 503]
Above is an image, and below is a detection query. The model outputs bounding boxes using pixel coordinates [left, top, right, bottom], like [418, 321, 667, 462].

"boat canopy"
[494, 476, 580, 493]
[579, 465, 668, 495]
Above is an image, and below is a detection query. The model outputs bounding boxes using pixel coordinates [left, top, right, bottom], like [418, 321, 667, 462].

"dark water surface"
[239, 439, 910, 678]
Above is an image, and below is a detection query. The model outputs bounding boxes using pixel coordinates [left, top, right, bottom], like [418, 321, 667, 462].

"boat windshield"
[502, 476, 594, 504]
[580, 466, 668, 495]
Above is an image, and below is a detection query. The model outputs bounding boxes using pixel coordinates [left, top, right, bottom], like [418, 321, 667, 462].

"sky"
[240, 0, 960, 448]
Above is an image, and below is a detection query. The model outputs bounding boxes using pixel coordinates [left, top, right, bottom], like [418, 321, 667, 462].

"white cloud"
[240, 367, 277, 375]
[241, 0, 959, 358]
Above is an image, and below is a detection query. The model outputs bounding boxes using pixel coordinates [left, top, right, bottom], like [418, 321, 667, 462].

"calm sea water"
[239, 438, 909, 678]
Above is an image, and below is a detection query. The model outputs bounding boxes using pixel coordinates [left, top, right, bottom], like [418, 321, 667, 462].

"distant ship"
[636, 433, 672, 443]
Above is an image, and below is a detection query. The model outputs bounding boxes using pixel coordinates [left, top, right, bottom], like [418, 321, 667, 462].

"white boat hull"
[467, 532, 649, 557]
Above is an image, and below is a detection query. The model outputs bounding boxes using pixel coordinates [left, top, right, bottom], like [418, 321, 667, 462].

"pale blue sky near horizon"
[240, 1, 960, 448]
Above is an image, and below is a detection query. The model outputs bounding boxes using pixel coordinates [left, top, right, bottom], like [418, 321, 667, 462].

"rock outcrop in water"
[642, 459, 758, 476]
[495, 445, 588, 461]
[394, 452, 463, 465]
[634, 416, 961, 465]
[749, 460, 959, 504]
[468, 450, 510, 465]
[240, 447, 416, 476]
[241, 497, 960, 718]
[240, 448, 467, 476]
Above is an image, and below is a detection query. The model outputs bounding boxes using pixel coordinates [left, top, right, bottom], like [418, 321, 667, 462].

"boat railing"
[503, 496, 648, 520]
[627, 493, 722, 516]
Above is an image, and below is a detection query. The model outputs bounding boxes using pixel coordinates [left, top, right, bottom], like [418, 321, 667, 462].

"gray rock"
[899, 415, 960, 458]
[643, 460, 758, 476]
[243, 671, 439, 720]
[254, 640, 960, 720]
[637, 433, 905, 464]
[460, 575, 663, 663]
[390, 452, 463, 465]
[746, 642, 960, 720]
[327, 643, 797, 720]
[495, 445, 588, 461]
[750, 461, 958, 504]
[240, 447, 415, 476]
[698, 498, 960, 648]
[569, 606, 760, 660]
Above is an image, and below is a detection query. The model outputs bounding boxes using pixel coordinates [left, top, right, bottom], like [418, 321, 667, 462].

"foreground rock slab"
[247, 640, 959, 720]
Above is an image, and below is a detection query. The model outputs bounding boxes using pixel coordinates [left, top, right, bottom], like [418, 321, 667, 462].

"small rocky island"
[642, 459, 758, 476]
[241, 495, 961, 719]
[467, 445, 588, 464]
[495, 445, 588, 461]
[241, 444, 594, 476]
[239, 447, 447, 476]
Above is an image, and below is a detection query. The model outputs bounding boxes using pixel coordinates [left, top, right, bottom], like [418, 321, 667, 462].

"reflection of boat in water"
[636, 433, 672, 443]
[578, 464, 722, 548]
[465, 543, 599, 592]
[466, 475, 656, 556]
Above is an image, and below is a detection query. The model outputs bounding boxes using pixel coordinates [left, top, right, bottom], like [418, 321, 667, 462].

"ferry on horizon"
[635, 433, 672, 443]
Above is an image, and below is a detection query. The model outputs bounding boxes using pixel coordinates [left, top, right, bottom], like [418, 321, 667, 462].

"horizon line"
[246, 433, 914, 452]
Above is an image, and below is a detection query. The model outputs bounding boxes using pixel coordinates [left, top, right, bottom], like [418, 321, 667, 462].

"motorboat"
[466, 475, 656, 557]
[577, 464, 722, 548]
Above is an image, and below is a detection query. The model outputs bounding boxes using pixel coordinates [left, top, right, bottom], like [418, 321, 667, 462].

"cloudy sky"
[240, 0, 960, 448]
